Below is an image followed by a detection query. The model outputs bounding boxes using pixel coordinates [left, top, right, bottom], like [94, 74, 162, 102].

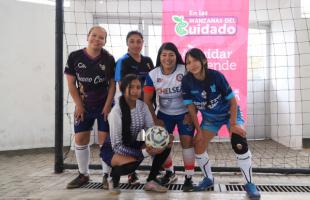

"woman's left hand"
[101, 105, 111, 121]
[183, 113, 192, 125]
[146, 145, 164, 155]
[229, 124, 246, 137]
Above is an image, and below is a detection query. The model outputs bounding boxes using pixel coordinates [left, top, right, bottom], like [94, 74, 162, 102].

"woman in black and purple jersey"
[64, 26, 115, 190]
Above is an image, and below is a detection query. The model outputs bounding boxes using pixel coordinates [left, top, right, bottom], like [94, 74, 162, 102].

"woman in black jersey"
[64, 26, 115, 190]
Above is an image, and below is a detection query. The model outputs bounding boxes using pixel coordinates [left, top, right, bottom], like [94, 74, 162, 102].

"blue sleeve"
[181, 75, 193, 105]
[114, 59, 123, 82]
[216, 71, 234, 100]
[144, 74, 154, 87]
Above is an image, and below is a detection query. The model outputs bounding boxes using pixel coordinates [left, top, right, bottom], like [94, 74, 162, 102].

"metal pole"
[55, 0, 64, 173]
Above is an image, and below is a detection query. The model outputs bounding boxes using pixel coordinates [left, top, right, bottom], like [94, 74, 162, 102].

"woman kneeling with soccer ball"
[108, 74, 172, 194]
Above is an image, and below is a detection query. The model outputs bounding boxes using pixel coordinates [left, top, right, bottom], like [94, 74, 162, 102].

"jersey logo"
[176, 73, 183, 82]
[157, 78, 163, 82]
[99, 64, 106, 71]
[210, 84, 216, 92]
[201, 90, 207, 99]
[131, 65, 138, 70]
[77, 62, 87, 69]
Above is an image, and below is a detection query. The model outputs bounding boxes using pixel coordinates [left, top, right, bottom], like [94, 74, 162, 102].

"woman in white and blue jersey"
[181, 48, 260, 199]
[144, 42, 195, 192]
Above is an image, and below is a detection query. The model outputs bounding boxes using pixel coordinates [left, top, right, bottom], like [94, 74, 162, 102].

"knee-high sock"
[163, 151, 174, 172]
[147, 147, 171, 182]
[195, 151, 213, 180]
[236, 150, 252, 183]
[111, 161, 141, 187]
[99, 145, 111, 176]
[182, 148, 195, 178]
[75, 144, 90, 175]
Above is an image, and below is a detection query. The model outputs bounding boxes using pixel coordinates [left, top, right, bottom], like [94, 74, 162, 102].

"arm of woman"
[102, 78, 116, 121]
[108, 108, 144, 158]
[187, 104, 201, 134]
[228, 97, 246, 137]
[144, 74, 164, 127]
[66, 75, 85, 121]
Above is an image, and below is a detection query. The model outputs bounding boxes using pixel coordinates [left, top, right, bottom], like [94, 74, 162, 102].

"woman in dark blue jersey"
[64, 26, 115, 190]
[181, 48, 260, 199]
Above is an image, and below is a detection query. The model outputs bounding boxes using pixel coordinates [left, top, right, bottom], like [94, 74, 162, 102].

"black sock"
[147, 148, 171, 182]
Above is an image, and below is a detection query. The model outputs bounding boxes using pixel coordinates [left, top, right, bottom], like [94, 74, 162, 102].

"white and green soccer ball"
[145, 126, 170, 149]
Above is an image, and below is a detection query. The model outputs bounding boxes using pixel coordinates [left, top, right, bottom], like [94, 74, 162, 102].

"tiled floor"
[1, 148, 310, 200]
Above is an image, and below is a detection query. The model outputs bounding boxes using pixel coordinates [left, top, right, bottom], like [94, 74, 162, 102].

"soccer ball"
[145, 126, 170, 149]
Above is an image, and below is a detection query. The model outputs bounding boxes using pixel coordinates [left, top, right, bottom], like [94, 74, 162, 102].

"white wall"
[248, 0, 310, 148]
[0, 0, 55, 150]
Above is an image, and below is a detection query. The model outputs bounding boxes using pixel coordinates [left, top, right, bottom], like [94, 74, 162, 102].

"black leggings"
[111, 147, 172, 186]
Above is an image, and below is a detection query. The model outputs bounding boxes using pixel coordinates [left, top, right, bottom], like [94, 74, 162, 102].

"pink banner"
[163, 0, 249, 137]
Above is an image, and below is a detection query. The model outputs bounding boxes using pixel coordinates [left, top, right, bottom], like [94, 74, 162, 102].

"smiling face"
[127, 34, 143, 55]
[124, 79, 141, 102]
[87, 27, 106, 51]
[185, 54, 204, 76]
[160, 49, 177, 72]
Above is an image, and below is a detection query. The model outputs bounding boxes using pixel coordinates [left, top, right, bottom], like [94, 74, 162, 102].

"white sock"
[236, 150, 252, 183]
[99, 145, 111, 176]
[75, 144, 90, 176]
[182, 148, 195, 178]
[195, 151, 213, 180]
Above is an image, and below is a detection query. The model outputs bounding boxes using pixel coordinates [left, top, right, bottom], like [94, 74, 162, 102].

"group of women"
[63, 26, 260, 199]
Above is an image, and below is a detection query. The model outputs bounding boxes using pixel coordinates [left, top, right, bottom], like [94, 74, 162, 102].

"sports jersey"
[64, 48, 115, 107]
[114, 53, 154, 85]
[182, 69, 234, 116]
[108, 100, 154, 159]
[144, 64, 187, 115]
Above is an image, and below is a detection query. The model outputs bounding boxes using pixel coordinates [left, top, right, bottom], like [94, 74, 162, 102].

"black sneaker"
[160, 171, 178, 186]
[128, 172, 140, 185]
[66, 173, 89, 189]
[102, 173, 109, 190]
[183, 176, 194, 192]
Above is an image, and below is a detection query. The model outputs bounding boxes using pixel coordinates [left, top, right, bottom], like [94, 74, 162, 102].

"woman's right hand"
[145, 145, 164, 156]
[74, 104, 85, 122]
[154, 118, 165, 127]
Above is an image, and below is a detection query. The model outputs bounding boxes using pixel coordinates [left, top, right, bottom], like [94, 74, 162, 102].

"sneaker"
[159, 171, 178, 186]
[128, 172, 140, 185]
[193, 177, 214, 191]
[109, 179, 121, 195]
[66, 173, 89, 189]
[244, 183, 261, 200]
[183, 176, 194, 192]
[102, 173, 109, 190]
[144, 179, 168, 193]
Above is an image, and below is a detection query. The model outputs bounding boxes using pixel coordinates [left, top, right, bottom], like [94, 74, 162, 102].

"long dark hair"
[155, 42, 184, 67]
[119, 74, 140, 146]
[185, 48, 208, 72]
